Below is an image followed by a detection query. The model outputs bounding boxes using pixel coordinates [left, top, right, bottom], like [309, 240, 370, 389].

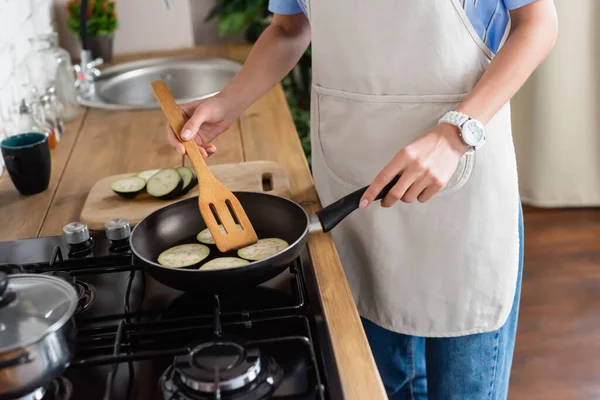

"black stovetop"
[0, 226, 343, 400]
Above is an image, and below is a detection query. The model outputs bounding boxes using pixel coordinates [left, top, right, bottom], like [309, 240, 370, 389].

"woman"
[166, 1, 558, 398]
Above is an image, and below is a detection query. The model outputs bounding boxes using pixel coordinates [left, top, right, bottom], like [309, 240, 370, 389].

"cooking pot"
[0, 272, 78, 398]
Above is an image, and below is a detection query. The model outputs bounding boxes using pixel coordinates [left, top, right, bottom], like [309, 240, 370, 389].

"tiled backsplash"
[0, 0, 54, 110]
[0, 0, 54, 175]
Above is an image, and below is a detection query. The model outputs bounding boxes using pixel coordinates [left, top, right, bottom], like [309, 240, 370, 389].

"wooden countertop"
[0, 44, 386, 399]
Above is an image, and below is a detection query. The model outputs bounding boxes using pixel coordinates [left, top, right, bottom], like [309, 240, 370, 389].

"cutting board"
[80, 160, 291, 231]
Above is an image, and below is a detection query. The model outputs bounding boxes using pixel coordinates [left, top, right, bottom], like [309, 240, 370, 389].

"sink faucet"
[75, 0, 172, 96]
[74, 56, 102, 96]
[75, 0, 102, 96]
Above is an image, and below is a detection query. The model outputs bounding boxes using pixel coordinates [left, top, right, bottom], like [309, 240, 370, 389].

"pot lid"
[0, 273, 78, 352]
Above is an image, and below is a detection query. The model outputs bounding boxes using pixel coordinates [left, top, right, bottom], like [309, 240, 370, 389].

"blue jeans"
[362, 205, 524, 400]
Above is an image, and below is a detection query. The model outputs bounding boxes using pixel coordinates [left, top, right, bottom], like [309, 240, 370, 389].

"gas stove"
[0, 219, 343, 400]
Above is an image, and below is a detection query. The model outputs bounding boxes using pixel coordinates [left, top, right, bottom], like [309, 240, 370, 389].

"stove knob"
[105, 218, 131, 241]
[63, 222, 90, 245]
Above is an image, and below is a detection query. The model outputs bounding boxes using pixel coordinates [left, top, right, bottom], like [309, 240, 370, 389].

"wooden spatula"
[151, 80, 258, 253]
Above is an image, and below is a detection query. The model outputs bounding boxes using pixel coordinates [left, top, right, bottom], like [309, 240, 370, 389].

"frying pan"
[130, 176, 399, 293]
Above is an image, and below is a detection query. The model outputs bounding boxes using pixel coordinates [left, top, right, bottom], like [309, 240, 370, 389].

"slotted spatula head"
[151, 80, 258, 253]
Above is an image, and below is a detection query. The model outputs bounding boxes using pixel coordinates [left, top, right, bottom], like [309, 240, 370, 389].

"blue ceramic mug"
[1, 133, 51, 195]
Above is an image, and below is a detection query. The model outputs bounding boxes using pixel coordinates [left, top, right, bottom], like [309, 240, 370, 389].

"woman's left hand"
[359, 123, 472, 208]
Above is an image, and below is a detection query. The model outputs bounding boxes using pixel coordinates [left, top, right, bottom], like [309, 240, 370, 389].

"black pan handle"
[315, 175, 400, 233]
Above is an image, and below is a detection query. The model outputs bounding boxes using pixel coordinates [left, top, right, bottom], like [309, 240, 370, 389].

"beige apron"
[306, 0, 521, 336]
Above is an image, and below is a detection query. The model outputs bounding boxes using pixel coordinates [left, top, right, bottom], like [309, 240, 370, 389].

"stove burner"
[161, 340, 283, 399]
[41, 271, 96, 314]
[49, 376, 73, 400]
[73, 280, 96, 314]
[183, 341, 261, 392]
[17, 377, 73, 400]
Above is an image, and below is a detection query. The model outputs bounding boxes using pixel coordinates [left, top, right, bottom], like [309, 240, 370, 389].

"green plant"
[205, 0, 270, 39]
[66, 0, 119, 38]
[206, 0, 312, 166]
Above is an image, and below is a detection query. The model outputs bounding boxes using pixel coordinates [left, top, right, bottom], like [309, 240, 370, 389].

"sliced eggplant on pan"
[176, 166, 198, 195]
[147, 169, 183, 200]
[200, 257, 250, 270]
[196, 224, 242, 245]
[237, 238, 289, 261]
[130, 175, 402, 293]
[111, 177, 146, 198]
[157, 243, 210, 268]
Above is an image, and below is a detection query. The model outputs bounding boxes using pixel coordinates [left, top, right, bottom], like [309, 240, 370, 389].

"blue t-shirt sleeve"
[503, 0, 537, 10]
[268, 0, 303, 14]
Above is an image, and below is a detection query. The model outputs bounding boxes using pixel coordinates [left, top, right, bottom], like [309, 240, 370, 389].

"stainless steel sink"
[77, 56, 242, 110]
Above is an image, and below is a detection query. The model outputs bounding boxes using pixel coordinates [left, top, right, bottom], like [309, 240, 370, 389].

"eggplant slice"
[137, 169, 161, 181]
[177, 167, 198, 195]
[196, 224, 242, 245]
[111, 177, 146, 199]
[237, 238, 289, 261]
[200, 257, 250, 270]
[157, 243, 210, 268]
[147, 169, 183, 200]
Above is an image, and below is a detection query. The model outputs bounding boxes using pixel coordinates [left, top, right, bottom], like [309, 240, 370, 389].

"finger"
[360, 161, 408, 208]
[380, 167, 421, 208]
[202, 144, 217, 157]
[195, 137, 217, 153]
[167, 127, 185, 155]
[198, 147, 209, 158]
[402, 177, 429, 203]
[181, 106, 213, 141]
[201, 144, 217, 158]
[417, 179, 444, 203]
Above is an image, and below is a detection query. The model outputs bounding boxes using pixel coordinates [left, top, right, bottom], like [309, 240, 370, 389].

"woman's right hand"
[166, 95, 235, 158]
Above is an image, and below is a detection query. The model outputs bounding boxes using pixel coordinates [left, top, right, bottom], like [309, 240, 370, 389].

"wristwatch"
[438, 111, 486, 150]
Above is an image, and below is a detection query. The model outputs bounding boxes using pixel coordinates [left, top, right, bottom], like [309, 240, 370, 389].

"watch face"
[462, 120, 485, 147]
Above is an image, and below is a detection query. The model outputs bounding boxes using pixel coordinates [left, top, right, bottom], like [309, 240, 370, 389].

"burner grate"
[0, 242, 342, 400]
[22, 247, 140, 277]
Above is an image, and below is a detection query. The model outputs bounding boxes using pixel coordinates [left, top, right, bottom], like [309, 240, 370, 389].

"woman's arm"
[168, 12, 310, 155]
[360, 0, 558, 207]
[218, 13, 311, 118]
[455, 0, 558, 124]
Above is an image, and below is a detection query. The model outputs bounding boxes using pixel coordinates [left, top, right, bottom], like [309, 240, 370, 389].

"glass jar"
[40, 89, 64, 140]
[29, 33, 80, 123]
[28, 36, 57, 91]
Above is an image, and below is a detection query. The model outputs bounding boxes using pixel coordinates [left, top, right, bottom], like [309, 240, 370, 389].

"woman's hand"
[166, 95, 235, 158]
[359, 123, 471, 208]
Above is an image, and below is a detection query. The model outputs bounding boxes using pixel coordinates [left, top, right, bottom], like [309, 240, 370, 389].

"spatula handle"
[150, 80, 211, 180]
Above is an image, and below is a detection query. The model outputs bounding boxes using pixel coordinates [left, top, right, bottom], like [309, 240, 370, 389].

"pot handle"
[0, 272, 17, 308]
[315, 175, 400, 232]
[0, 272, 7, 297]
[0, 351, 32, 369]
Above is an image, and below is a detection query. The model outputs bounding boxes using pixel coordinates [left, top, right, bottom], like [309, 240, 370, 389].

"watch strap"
[438, 111, 469, 128]
[438, 111, 480, 151]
